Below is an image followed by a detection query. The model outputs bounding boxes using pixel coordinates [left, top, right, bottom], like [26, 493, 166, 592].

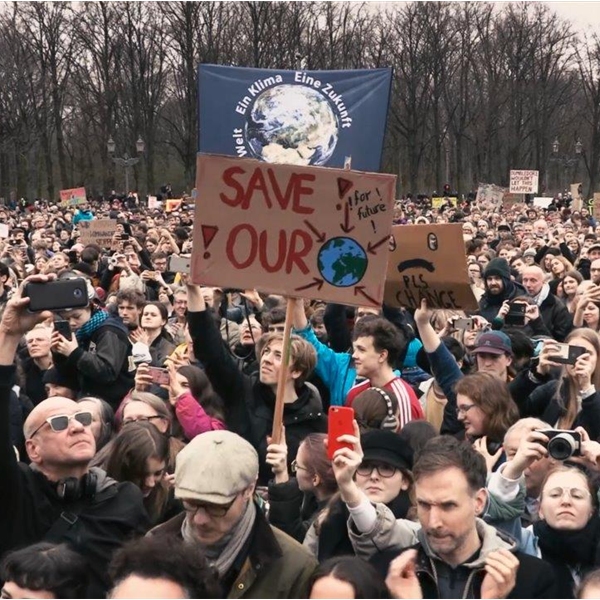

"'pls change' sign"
[191, 154, 396, 306]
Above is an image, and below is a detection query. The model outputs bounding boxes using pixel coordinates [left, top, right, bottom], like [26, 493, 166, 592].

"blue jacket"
[73, 209, 94, 225]
[294, 324, 424, 406]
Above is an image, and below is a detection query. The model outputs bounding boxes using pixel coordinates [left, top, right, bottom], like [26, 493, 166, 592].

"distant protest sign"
[475, 183, 506, 207]
[571, 183, 583, 200]
[191, 154, 396, 307]
[60, 187, 87, 206]
[384, 224, 478, 311]
[431, 197, 457, 209]
[78, 219, 118, 249]
[533, 197, 554, 209]
[593, 193, 600, 216]
[509, 170, 539, 194]
[198, 65, 392, 172]
[148, 195, 159, 209]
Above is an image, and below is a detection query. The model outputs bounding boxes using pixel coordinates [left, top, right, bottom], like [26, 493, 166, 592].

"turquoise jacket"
[73, 209, 94, 225]
[294, 324, 424, 406]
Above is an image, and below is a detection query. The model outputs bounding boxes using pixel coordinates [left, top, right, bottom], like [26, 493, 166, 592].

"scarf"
[75, 309, 109, 343]
[532, 283, 551, 307]
[181, 499, 256, 577]
[484, 277, 516, 306]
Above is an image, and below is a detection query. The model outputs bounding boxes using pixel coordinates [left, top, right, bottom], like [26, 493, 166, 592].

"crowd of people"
[2, 193, 600, 598]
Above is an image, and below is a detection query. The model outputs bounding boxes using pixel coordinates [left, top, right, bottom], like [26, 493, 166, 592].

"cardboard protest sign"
[502, 192, 524, 209]
[191, 154, 396, 307]
[509, 170, 539, 194]
[475, 183, 506, 207]
[165, 199, 182, 213]
[571, 183, 583, 200]
[533, 197, 554, 209]
[60, 187, 87, 206]
[78, 219, 118, 249]
[148, 196, 159, 209]
[0, 224, 8, 238]
[198, 65, 392, 172]
[384, 224, 478, 311]
[593, 193, 600, 216]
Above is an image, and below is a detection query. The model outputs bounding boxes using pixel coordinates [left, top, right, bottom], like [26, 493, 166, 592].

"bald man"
[0, 275, 149, 597]
[521, 266, 573, 341]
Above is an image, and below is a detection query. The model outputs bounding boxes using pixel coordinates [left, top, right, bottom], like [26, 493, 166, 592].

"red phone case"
[327, 406, 355, 460]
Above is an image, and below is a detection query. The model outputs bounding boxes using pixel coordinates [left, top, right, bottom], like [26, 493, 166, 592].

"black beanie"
[484, 257, 510, 280]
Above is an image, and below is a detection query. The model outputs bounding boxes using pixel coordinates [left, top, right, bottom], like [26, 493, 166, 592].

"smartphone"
[505, 304, 526, 326]
[453, 318, 473, 330]
[120, 233, 130, 241]
[327, 406, 355, 460]
[548, 343, 587, 365]
[147, 366, 170, 386]
[54, 319, 71, 339]
[24, 278, 88, 312]
[169, 254, 191, 273]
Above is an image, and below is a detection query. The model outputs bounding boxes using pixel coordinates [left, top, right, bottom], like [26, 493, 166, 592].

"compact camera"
[538, 429, 582, 461]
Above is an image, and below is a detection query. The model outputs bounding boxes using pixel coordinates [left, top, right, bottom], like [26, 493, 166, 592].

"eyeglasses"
[182, 497, 237, 518]
[545, 487, 591, 501]
[122, 415, 165, 426]
[356, 462, 398, 478]
[457, 404, 476, 415]
[28, 411, 93, 439]
[291, 460, 309, 473]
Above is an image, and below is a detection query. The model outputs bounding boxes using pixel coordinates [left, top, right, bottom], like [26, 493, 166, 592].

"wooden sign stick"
[271, 297, 295, 444]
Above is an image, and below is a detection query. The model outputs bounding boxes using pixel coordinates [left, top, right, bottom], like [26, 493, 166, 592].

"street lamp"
[107, 136, 145, 194]
[548, 138, 583, 193]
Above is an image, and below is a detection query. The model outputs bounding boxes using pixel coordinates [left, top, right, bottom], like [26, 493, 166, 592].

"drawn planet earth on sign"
[245, 84, 339, 166]
[317, 237, 368, 287]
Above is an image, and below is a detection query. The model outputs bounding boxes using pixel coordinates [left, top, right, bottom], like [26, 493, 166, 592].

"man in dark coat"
[478, 258, 526, 323]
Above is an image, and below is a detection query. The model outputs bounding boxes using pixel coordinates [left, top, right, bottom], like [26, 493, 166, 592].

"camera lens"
[73, 288, 83, 299]
[548, 434, 576, 461]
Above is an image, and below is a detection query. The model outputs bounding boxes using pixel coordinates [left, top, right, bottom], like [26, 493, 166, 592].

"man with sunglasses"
[0, 274, 149, 597]
[149, 430, 317, 598]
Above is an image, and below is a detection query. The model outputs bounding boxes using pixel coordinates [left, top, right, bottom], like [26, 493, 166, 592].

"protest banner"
[191, 154, 396, 307]
[593, 193, 600, 216]
[475, 183, 506, 207]
[384, 224, 478, 311]
[78, 219, 118, 249]
[59, 187, 87, 206]
[571, 182, 583, 200]
[533, 197, 554, 209]
[431, 197, 457, 209]
[198, 65, 392, 172]
[502, 192, 524, 209]
[509, 170, 539, 194]
[165, 199, 182, 213]
[148, 195, 158, 209]
[0, 223, 8, 238]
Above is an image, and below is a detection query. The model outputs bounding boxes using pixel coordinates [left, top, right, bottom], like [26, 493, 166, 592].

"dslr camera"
[538, 429, 581, 460]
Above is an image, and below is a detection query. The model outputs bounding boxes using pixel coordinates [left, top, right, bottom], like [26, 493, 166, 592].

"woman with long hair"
[131, 301, 175, 367]
[103, 421, 172, 525]
[560, 270, 584, 314]
[267, 432, 338, 543]
[512, 328, 600, 440]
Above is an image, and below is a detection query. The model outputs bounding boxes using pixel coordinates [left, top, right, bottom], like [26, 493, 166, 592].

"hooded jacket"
[347, 501, 555, 599]
[188, 311, 327, 485]
[478, 258, 527, 322]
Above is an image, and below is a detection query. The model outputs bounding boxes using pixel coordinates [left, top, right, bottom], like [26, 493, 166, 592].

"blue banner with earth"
[198, 65, 392, 172]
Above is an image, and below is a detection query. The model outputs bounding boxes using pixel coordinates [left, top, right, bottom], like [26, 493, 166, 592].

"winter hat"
[484, 258, 511, 280]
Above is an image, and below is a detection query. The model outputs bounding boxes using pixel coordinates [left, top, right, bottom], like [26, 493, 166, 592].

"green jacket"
[150, 504, 317, 599]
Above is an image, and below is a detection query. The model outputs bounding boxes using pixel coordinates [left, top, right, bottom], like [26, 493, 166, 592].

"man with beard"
[478, 258, 526, 322]
[337, 436, 556, 599]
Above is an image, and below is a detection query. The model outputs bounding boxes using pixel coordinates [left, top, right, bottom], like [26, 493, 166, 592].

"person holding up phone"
[50, 277, 135, 410]
[494, 297, 552, 338]
[510, 328, 600, 441]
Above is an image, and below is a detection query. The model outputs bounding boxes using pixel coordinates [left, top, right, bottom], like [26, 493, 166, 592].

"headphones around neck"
[56, 471, 97, 502]
[371, 387, 399, 431]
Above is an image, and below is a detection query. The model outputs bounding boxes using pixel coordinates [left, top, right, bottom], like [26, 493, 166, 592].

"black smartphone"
[120, 233, 129, 241]
[24, 278, 88, 312]
[548, 343, 587, 365]
[54, 319, 71, 339]
[505, 304, 527, 326]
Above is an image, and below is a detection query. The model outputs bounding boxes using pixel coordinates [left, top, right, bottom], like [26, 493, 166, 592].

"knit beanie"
[484, 258, 510, 280]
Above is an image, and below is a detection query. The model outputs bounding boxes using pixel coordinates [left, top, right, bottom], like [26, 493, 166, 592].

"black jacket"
[0, 364, 149, 597]
[189, 310, 327, 485]
[478, 280, 527, 323]
[53, 314, 135, 410]
[538, 292, 573, 342]
[510, 370, 600, 440]
[371, 543, 556, 599]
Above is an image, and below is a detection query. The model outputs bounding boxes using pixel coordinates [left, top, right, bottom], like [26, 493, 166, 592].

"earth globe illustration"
[245, 84, 339, 166]
[317, 237, 368, 287]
